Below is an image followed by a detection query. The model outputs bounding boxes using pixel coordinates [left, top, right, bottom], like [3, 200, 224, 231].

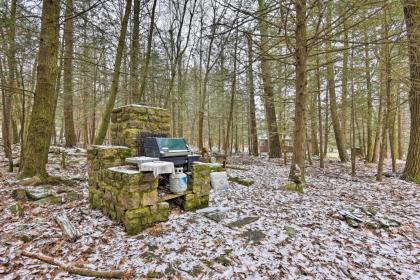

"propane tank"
[169, 167, 188, 194]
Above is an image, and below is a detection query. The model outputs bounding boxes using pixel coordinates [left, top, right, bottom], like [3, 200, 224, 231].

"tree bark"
[139, 0, 158, 101]
[63, 0, 77, 147]
[402, 0, 420, 183]
[131, 0, 141, 103]
[94, 0, 132, 145]
[316, 51, 324, 168]
[289, 0, 307, 183]
[246, 33, 258, 156]
[377, 10, 391, 182]
[388, 80, 397, 173]
[80, 13, 89, 148]
[225, 32, 238, 156]
[258, 0, 281, 158]
[364, 30, 374, 162]
[326, 2, 348, 162]
[3, 0, 17, 172]
[310, 83, 319, 156]
[397, 89, 403, 159]
[19, 0, 61, 179]
[341, 20, 349, 148]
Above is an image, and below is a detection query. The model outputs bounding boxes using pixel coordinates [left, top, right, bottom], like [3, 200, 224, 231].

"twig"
[21, 250, 129, 279]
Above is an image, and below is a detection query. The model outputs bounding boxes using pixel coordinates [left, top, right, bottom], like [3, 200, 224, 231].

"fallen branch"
[225, 165, 250, 171]
[21, 250, 128, 279]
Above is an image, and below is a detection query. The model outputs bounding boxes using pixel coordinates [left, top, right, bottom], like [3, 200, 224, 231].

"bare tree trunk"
[2, 0, 17, 172]
[372, 25, 390, 164]
[225, 29, 238, 155]
[258, 0, 281, 158]
[388, 80, 397, 173]
[324, 86, 329, 157]
[131, 0, 141, 103]
[317, 51, 324, 168]
[402, 0, 420, 183]
[63, 0, 77, 147]
[246, 33, 258, 156]
[289, 0, 307, 183]
[351, 49, 356, 177]
[377, 11, 391, 181]
[19, 0, 61, 179]
[364, 30, 374, 162]
[310, 85, 319, 156]
[80, 13, 89, 148]
[139, 0, 158, 101]
[177, 58, 184, 137]
[341, 20, 349, 148]
[397, 89, 403, 159]
[0, 59, 13, 172]
[326, 2, 348, 162]
[94, 0, 132, 145]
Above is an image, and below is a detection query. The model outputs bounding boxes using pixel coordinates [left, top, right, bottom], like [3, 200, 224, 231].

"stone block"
[125, 207, 150, 220]
[183, 194, 209, 211]
[141, 190, 158, 206]
[119, 191, 141, 209]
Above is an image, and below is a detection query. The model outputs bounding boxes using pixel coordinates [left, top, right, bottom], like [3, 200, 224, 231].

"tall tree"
[377, 8, 392, 181]
[402, 0, 420, 183]
[316, 49, 324, 168]
[257, 0, 281, 158]
[139, 0, 158, 101]
[94, 0, 132, 145]
[289, 0, 307, 183]
[364, 30, 374, 162]
[3, 0, 17, 172]
[326, 1, 348, 162]
[246, 32, 258, 156]
[225, 29, 238, 155]
[63, 0, 77, 147]
[341, 19, 349, 148]
[130, 0, 141, 103]
[19, 0, 61, 179]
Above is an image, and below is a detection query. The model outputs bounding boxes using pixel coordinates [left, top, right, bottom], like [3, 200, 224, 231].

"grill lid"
[143, 137, 189, 157]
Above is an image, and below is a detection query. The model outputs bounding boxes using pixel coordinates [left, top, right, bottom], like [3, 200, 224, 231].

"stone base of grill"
[87, 145, 224, 235]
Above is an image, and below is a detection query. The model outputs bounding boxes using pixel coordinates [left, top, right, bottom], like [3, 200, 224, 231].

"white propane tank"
[169, 167, 188, 194]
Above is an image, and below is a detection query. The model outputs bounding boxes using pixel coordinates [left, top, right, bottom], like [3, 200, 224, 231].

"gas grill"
[137, 133, 199, 172]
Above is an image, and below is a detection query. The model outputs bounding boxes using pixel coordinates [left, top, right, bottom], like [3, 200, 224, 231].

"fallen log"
[21, 250, 128, 279]
[225, 165, 250, 171]
[55, 213, 80, 241]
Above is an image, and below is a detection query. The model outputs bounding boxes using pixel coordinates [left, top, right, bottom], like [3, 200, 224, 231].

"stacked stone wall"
[87, 145, 170, 235]
[183, 163, 224, 211]
[110, 105, 171, 155]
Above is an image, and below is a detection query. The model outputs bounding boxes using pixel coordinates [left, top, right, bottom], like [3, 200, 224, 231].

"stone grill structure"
[110, 105, 171, 155]
[87, 104, 223, 235]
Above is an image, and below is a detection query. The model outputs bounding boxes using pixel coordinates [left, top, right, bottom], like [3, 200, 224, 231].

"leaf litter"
[0, 149, 419, 279]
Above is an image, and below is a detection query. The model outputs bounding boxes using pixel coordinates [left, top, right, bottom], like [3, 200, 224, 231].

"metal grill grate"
[137, 132, 168, 156]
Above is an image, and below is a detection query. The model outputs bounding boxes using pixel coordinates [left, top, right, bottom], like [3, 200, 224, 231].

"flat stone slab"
[108, 165, 140, 174]
[227, 216, 260, 228]
[26, 187, 54, 201]
[126, 156, 159, 165]
[241, 229, 266, 244]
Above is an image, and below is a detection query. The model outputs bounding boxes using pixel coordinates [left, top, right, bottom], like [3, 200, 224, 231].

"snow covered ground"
[0, 149, 419, 279]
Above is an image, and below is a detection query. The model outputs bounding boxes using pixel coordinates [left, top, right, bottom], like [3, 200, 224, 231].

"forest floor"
[0, 147, 419, 279]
